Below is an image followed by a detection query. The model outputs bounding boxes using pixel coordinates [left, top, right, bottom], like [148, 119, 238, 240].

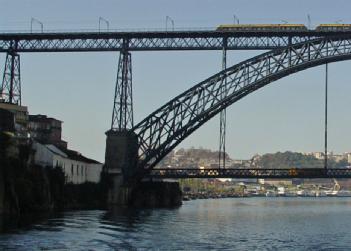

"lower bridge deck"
[147, 168, 351, 179]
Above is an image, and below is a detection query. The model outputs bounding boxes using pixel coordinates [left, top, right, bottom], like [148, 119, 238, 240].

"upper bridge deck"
[1, 29, 351, 52]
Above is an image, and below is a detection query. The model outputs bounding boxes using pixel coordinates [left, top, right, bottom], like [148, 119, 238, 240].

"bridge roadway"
[1, 30, 351, 52]
[147, 168, 351, 179]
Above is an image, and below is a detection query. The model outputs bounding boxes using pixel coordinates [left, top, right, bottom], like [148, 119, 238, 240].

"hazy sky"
[1, 0, 351, 162]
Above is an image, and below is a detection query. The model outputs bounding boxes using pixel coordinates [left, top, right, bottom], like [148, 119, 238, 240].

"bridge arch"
[133, 35, 351, 173]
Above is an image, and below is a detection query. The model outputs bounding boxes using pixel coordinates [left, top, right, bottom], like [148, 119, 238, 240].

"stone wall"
[129, 181, 182, 208]
[0, 163, 4, 215]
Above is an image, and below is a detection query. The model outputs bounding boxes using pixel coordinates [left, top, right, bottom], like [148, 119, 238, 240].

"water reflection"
[0, 198, 350, 250]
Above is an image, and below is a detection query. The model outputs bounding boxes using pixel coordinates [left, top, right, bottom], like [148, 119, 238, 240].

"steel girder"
[147, 168, 351, 179]
[0, 31, 330, 52]
[133, 35, 351, 174]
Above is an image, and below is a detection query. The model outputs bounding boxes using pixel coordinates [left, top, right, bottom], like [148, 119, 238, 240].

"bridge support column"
[0, 52, 21, 105]
[104, 129, 183, 207]
[104, 130, 139, 206]
[111, 48, 133, 130]
[104, 43, 138, 206]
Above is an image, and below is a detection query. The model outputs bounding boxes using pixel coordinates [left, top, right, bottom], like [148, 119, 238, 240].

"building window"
[71, 164, 74, 175]
[81, 166, 83, 177]
[77, 165, 79, 175]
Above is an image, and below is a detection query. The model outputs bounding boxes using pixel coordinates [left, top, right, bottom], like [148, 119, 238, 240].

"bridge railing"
[0, 27, 217, 34]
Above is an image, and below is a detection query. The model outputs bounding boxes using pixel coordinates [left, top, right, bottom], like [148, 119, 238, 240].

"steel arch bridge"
[133, 35, 351, 178]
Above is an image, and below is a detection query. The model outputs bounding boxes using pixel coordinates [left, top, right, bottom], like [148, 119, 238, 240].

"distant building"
[264, 179, 292, 186]
[28, 114, 67, 148]
[333, 154, 346, 162]
[312, 152, 324, 160]
[33, 142, 102, 184]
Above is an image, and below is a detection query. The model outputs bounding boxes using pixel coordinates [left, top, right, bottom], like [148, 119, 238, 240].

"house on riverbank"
[32, 142, 102, 184]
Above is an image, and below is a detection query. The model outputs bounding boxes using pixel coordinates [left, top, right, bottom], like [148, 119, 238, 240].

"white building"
[343, 152, 351, 164]
[32, 142, 102, 184]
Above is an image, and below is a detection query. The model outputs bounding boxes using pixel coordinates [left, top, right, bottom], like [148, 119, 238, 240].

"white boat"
[325, 190, 338, 196]
[296, 190, 305, 196]
[265, 191, 276, 197]
[314, 190, 327, 197]
[325, 178, 341, 197]
[277, 187, 285, 196]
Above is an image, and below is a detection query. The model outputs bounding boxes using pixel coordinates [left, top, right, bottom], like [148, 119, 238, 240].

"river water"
[0, 197, 351, 250]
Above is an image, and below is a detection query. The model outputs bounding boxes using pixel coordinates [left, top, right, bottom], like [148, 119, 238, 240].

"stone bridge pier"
[104, 130, 139, 206]
[104, 130, 182, 207]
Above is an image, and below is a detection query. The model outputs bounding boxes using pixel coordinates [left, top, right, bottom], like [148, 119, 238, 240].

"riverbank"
[182, 191, 351, 201]
[0, 132, 107, 218]
[0, 157, 106, 215]
[183, 191, 248, 200]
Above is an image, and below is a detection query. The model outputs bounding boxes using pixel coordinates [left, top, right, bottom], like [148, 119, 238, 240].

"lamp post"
[31, 18, 44, 33]
[233, 15, 239, 24]
[307, 14, 311, 29]
[99, 17, 110, 32]
[166, 16, 174, 31]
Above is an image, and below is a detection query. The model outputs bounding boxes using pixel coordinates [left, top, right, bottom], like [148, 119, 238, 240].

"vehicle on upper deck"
[315, 24, 351, 31]
[216, 24, 308, 31]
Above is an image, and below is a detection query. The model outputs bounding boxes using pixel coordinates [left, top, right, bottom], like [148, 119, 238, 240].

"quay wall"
[129, 181, 182, 208]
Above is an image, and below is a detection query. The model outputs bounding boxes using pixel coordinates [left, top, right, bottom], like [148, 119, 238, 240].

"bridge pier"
[104, 130, 183, 207]
[104, 44, 183, 207]
[104, 44, 137, 206]
[104, 129, 138, 206]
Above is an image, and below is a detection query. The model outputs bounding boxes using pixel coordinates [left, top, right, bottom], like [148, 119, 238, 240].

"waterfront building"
[264, 179, 292, 186]
[343, 153, 351, 164]
[32, 142, 102, 184]
[312, 152, 324, 160]
[28, 114, 67, 148]
[333, 154, 346, 162]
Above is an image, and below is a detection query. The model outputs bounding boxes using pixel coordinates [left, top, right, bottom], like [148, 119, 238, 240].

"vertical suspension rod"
[324, 63, 328, 170]
[219, 40, 227, 169]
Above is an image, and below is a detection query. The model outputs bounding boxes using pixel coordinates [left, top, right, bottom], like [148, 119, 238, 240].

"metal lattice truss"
[134, 35, 351, 172]
[0, 52, 21, 104]
[0, 31, 325, 52]
[148, 168, 351, 179]
[111, 50, 134, 130]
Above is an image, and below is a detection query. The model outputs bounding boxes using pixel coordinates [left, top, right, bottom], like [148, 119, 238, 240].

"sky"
[1, 0, 351, 162]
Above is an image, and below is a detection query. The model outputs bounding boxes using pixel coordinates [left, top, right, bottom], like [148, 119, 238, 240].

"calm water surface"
[0, 197, 351, 250]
